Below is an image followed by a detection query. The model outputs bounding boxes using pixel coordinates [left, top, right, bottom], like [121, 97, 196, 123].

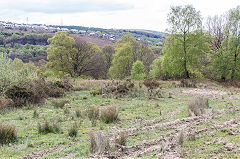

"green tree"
[149, 57, 162, 79]
[224, 6, 240, 79]
[131, 60, 146, 80]
[110, 35, 155, 79]
[46, 31, 75, 76]
[162, 5, 208, 78]
[109, 44, 133, 79]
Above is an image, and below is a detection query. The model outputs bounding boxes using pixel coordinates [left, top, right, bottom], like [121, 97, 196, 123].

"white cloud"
[0, 0, 239, 31]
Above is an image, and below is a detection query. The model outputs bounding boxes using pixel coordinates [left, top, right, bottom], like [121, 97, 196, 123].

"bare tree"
[206, 14, 228, 51]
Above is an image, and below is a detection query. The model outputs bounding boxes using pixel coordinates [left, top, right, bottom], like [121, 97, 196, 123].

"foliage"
[163, 5, 209, 79]
[162, 31, 209, 79]
[0, 53, 38, 92]
[109, 43, 133, 79]
[149, 57, 163, 79]
[131, 60, 146, 80]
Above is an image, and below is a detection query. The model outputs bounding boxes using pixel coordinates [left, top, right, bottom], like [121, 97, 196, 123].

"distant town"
[0, 20, 164, 45]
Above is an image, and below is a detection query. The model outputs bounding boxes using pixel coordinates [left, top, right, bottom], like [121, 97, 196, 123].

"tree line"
[41, 5, 240, 81]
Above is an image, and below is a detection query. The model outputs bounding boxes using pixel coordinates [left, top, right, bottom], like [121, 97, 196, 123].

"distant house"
[3, 22, 14, 28]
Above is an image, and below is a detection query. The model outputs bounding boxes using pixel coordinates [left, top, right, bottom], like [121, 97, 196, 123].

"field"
[0, 80, 240, 159]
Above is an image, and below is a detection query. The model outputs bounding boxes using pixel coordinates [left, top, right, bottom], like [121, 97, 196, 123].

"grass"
[0, 81, 239, 158]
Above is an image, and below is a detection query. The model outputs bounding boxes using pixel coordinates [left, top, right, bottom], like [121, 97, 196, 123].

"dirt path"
[22, 145, 65, 159]
[90, 106, 240, 159]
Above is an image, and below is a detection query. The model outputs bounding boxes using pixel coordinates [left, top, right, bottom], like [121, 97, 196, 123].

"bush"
[4, 85, 34, 107]
[143, 79, 162, 99]
[90, 89, 101, 97]
[0, 123, 17, 144]
[52, 99, 70, 109]
[0, 97, 13, 111]
[101, 80, 134, 98]
[100, 106, 119, 124]
[38, 121, 60, 134]
[188, 97, 209, 116]
[89, 131, 110, 154]
[4, 78, 71, 107]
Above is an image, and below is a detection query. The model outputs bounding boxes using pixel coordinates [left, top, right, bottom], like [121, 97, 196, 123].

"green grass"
[0, 84, 239, 158]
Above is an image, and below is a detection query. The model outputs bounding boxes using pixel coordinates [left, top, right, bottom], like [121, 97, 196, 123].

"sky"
[0, 0, 239, 32]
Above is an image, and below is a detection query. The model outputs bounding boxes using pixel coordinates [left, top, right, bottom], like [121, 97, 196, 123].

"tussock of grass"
[188, 97, 209, 116]
[89, 131, 110, 154]
[38, 121, 60, 134]
[52, 99, 70, 109]
[0, 123, 17, 144]
[100, 105, 119, 124]
[68, 122, 78, 137]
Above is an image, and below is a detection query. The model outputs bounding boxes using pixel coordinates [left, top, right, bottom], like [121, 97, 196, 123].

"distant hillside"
[54, 25, 165, 45]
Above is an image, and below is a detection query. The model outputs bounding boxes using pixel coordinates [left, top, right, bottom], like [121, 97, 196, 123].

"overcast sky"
[0, 0, 239, 32]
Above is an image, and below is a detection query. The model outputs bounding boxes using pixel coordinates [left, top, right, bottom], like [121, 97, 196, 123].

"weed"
[0, 123, 17, 144]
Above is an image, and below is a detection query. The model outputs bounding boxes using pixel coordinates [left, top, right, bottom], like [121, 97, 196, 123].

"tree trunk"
[183, 32, 190, 79]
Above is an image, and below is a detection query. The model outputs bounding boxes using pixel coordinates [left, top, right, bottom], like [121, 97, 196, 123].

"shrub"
[38, 121, 60, 134]
[4, 85, 34, 107]
[52, 99, 70, 109]
[90, 89, 101, 97]
[188, 97, 209, 116]
[0, 123, 17, 144]
[89, 131, 110, 154]
[0, 97, 13, 111]
[68, 122, 78, 137]
[143, 79, 162, 99]
[101, 80, 134, 98]
[100, 106, 119, 124]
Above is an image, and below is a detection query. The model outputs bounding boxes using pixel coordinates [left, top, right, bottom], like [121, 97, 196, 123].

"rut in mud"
[90, 106, 240, 159]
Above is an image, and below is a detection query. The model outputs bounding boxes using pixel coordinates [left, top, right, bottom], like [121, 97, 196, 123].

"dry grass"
[188, 96, 209, 116]
[100, 105, 119, 124]
[0, 123, 17, 144]
[38, 121, 60, 134]
[68, 122, 78, 137]
[89, 131, 110, 154]
[52, 99, 70, 109]
[115, 132, 127, 147]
